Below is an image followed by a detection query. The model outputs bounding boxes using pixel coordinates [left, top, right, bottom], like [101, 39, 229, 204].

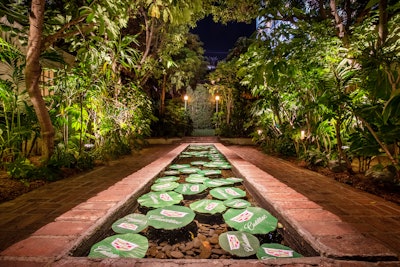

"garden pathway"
[0, 141, 399, 263]
[227, 145, 400, 259]
[0, 144, 178, 252]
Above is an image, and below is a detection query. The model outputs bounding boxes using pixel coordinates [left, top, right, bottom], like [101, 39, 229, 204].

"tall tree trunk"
[26, 0, 55, 161]
[378, 0, 388, 46]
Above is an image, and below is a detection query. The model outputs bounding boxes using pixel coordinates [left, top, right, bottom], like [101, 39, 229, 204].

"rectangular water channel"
[71, 144, 318, 260]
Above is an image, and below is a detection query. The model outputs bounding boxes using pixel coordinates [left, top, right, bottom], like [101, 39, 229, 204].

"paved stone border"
[0, 143, 398, 266]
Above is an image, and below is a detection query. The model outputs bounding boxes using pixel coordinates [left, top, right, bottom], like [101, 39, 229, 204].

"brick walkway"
[0, 142, 399, 265]
[227, 145, 400, 259]
[0, 145, 178, 252]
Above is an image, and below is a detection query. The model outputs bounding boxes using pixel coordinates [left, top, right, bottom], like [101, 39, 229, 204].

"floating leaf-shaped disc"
[155, 176, 179, 183]
[198, 169, 222, 176]
[146, 205, 195, 230]
[112, 213, 148, 234]
[180, 167, 201, 174]
[137, 191, 183, 208]
[174, 183, 207, 195]
[204, 178, 235, 188]
[169, 164, 190, 170]
[163, 170, 180, 176]
[219, 231, 259, 257]
[210, 187, 246, 200]
[189, 199, 227, 214]
[151, 182, 179, 192]
[88, 233, 148, 258]
[226, 177, 243, 184]
[223, 198, 251, 209]
[256, 243, 302, 259]
[223, 207, 278, 234]
[185, 175, 208, 184]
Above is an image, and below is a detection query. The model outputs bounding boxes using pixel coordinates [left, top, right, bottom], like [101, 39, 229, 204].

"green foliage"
[301, 149, 329, 170]
[0, 41, 39, 166]
[186, 85, 214, 129]
[151, 99, 193, 137]
[365, 164, 399, 186]
[5, 156, 61, 181]
[208, 42, 256, 137]
[6, 157, 36, 180]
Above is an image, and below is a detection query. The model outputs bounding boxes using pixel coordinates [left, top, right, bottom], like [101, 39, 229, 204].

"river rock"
[184, 241, 194, 251]
[197, 233, 207, 241]
[170, 250, 184, 259]
[162, 244, 172, 252]
[209, 228, 215, 236]
[212, 248, 226, 255]
[186, 250, 195, 256]
[147, 246, 158, 257]
[155, 252, 166, 259]
[193, 237, 202, 248]
[209, 234, 219, 244]
[199, 240, 212, 259]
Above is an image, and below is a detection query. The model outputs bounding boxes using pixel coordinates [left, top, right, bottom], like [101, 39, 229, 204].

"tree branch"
[42, 15, 89, 50]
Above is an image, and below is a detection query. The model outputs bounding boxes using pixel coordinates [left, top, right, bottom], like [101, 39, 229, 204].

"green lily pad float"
[112, 213, 148, 234]
[88, 233, 148, 258]
[151, 182, 179, 192]
[203, 162, 223, 168]
[223, 207, 278, 234]
[155, 176, 179, 183]
[226, 177, 243, 184]
[190, 161, 207, 166]
[223, 198, 251, 209]
[188, 173, 206, 178]
[137, 191, 183, 208]
[185, 175, 208, 183]
[189, 199, 227, 214]
[169, 164, 191, 170]
[219, 231, 260, 257]
[257, 243, 302, 259]
[203, 162, 231, 169]
[147, 205, 195, 230]
[163, 170, 180, 176]
[174, 183, 207, 195]
[209, 187, 246, 200]
[218, 164, 232, 170]
[189, 145, 212, 150]
[197, 169, 222, 176]
[180, 167, 201, 174]
[208, 154, 224, 159]
[203, 178, 235, 188]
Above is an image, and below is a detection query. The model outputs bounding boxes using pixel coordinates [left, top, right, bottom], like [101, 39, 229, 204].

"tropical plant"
[0, 38, 39, 167]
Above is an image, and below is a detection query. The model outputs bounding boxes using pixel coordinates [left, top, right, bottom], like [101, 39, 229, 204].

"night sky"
[191, 16, 255, 59]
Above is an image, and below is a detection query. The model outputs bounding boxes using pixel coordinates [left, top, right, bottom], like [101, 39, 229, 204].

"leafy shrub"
[6, 157, 37, 180]
[276, 136, 297, 157]
[302, 149, 329, 169]
[365, 164, 399, 186]
[151, 99, 193, 137]
[76, 151, 95, 170]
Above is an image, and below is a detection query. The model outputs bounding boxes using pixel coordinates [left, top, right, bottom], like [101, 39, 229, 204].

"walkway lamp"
[184, 94, 188, 110]
[215, 95, 220, 113]
[300, 130, 306, 140]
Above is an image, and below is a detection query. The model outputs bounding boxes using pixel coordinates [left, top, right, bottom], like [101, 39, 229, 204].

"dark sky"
[191, 16, 255, 59]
